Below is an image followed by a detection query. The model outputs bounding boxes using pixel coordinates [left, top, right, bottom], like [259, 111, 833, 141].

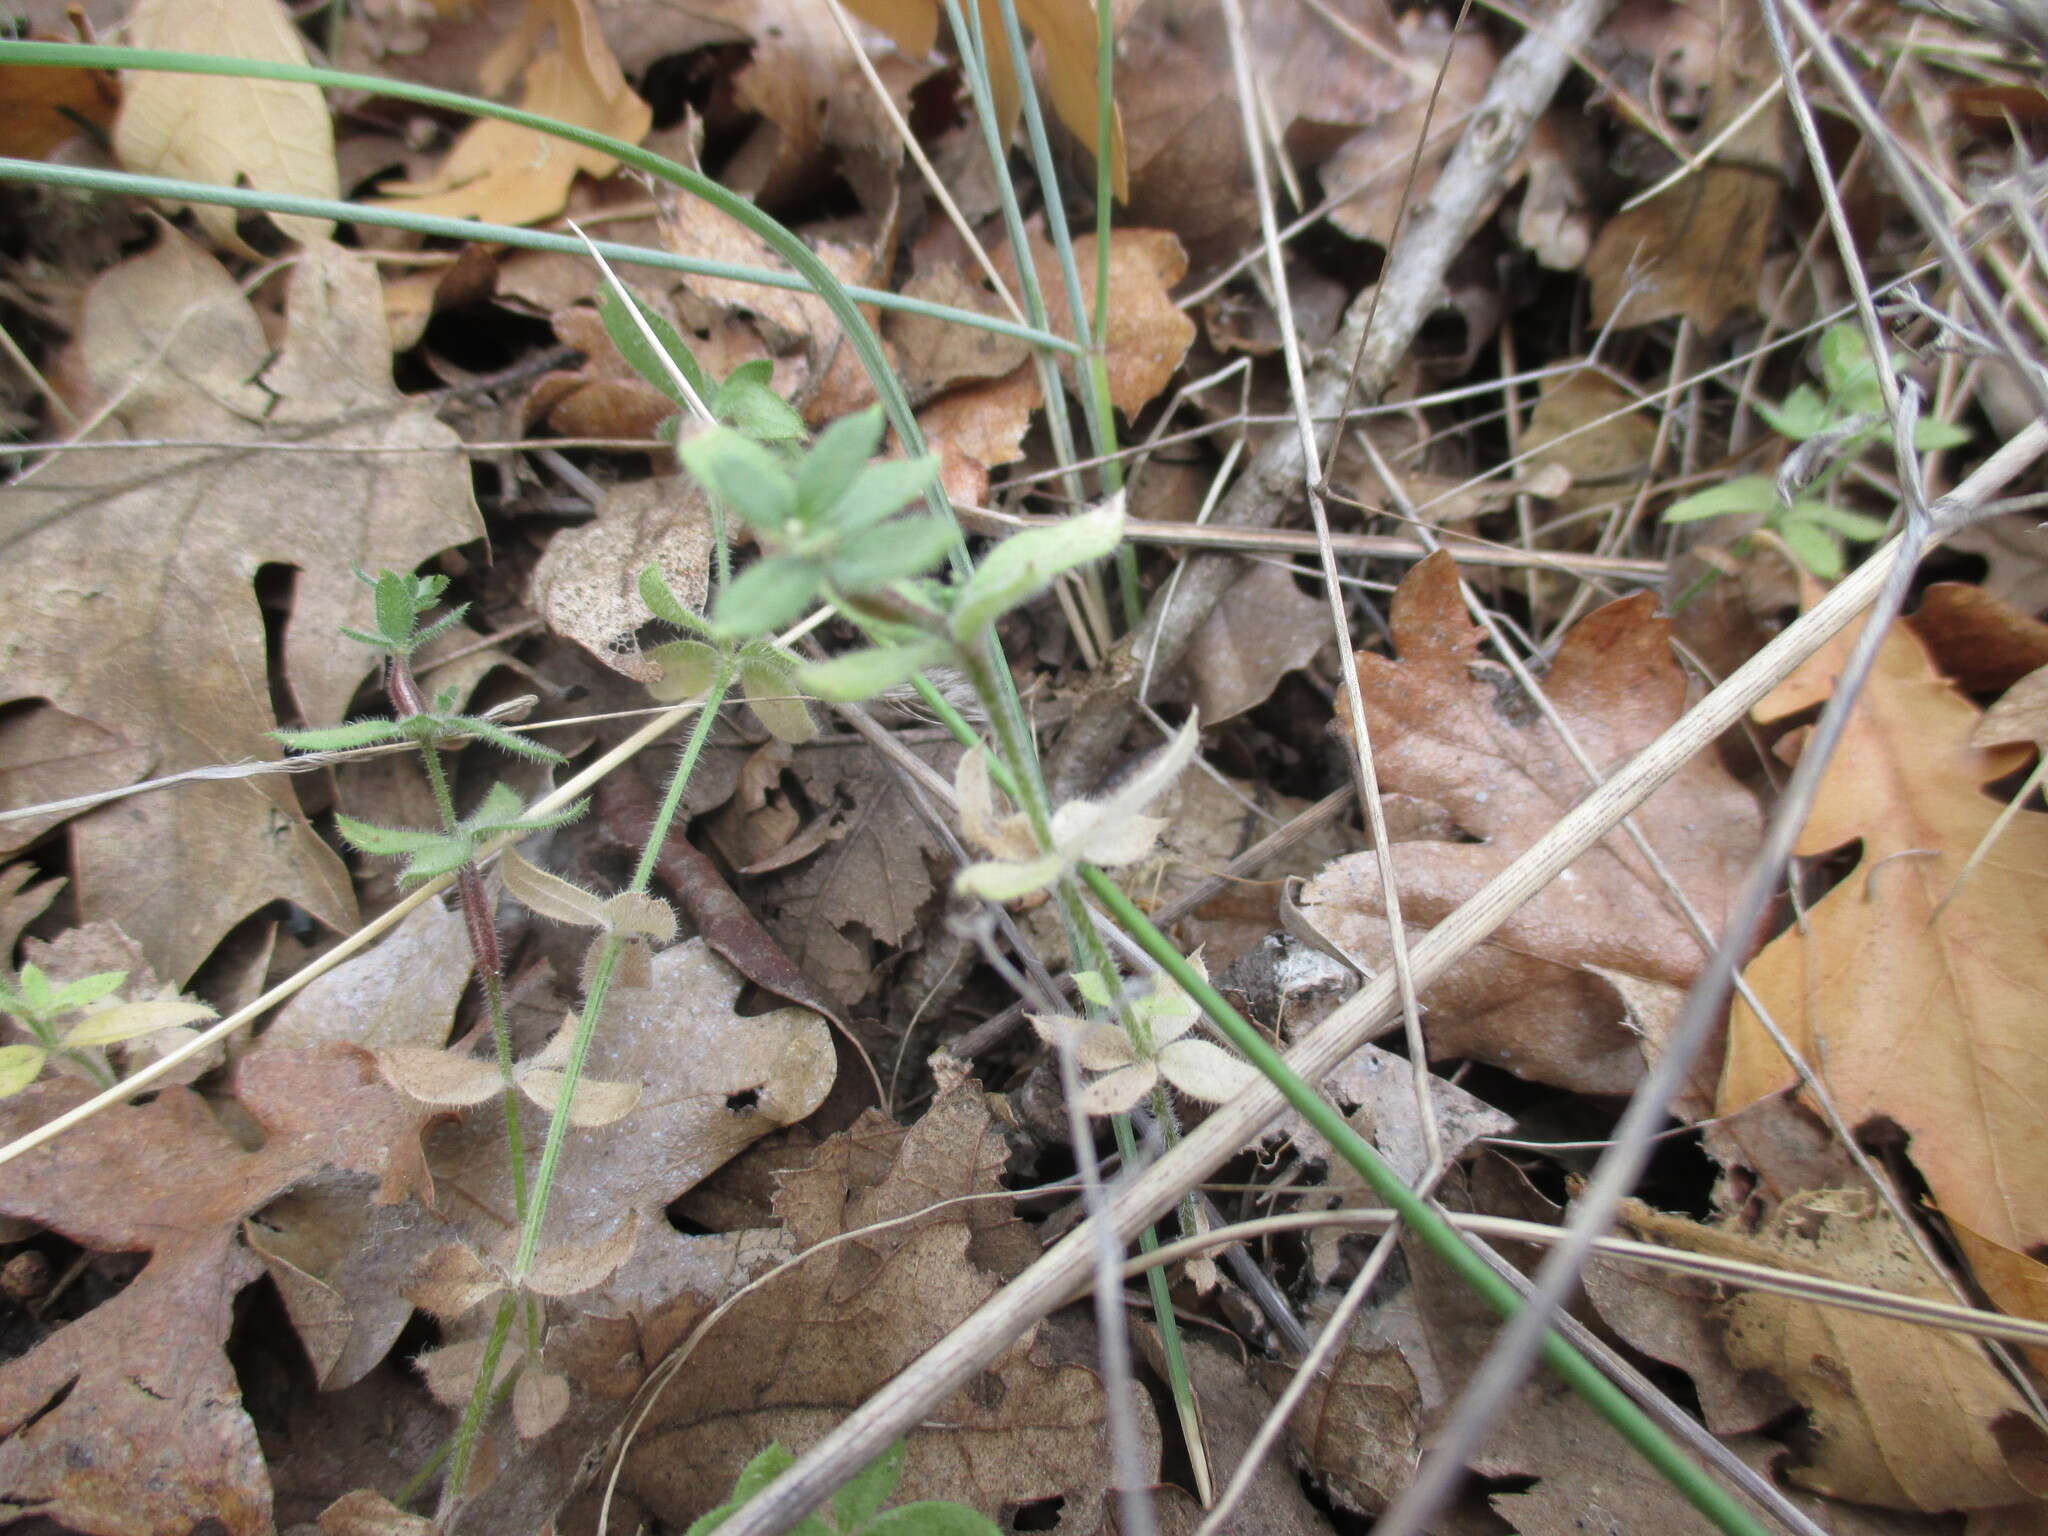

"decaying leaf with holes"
[0, 230, 482, 982]
[620, 1057, 1145, 1527]
[0, 1047, 429, 1536]
[1299, 552, 1762, 1097]
[1718, 616, 2048, 1332]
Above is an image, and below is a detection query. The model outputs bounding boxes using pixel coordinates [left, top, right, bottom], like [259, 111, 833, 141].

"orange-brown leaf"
[1718, 617, 2048, 1290]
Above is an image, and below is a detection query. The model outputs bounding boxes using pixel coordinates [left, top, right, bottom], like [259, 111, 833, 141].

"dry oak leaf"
[623, 1058, 1145, 1529]
[991, 225, 1196, 416]
[377, 0, 652, 225]
[1908, 581, 2048, 696]
[117, 0, 338, 253]
[1625, 1192, 2048, 1512]
[0, 231, 481, 981]
[1717, 616, 2048, 1324]
[0, 1045, 430, 1536]
[0, 48, 117, 159]
[0, 704, 153, 859]
[1300, 552, 1762, 1095]
[243, 901, 475, 1390]
[1585, 10, 1788, 333]
[428, 937, 833, 1319]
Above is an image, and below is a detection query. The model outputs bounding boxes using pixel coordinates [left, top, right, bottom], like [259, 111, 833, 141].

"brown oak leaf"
[1300, 551, 1761, 1095]
[0, 1046, 430, 1536]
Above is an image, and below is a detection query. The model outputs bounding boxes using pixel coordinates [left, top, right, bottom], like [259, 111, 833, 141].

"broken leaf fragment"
[117, 0, 339, 252]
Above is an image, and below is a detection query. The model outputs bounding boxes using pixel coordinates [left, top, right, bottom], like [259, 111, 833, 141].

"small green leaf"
[640, 565, 713, 632]
[334, 814, 452, 856]
[1778, 518, 1844, 578]
[740, 654, 816, 744]
[1819, 324, 1868, 400]
[0, 1044, 47, 1098]
[834, 1440, 906, 1532]
[1755, 385, 1830, 442]
[446, 716, 566, 764]
[950, 497, 1126, 646]
[830, 457, 943, 538]
[714, 363, 806, 444]
[600, 287, 708, 409]
[797, 406, 887, 520]
[733, 1444, 797, 1503]
[398, 834, 480, 885]
[374, 570, 418, 648]
[863, 1503, 1003, 1536]
[47, 970, 128, 1014]
[272, 718, 406, 752]
[14, 964, 52, 1016]
[683, 1500, 741, 1536]
[1913, 417, 1972, 452]
[469, 793, 589, 841]
[1790, 501, 1891, 540]
[713, 556, 825, 638]
[339, 625, 389, 651]
[1075, 969, 1114, 1008]
[1661, 475, 1780, 524]
[954, 853, 1065, 902]
[795, 640, 947, 703]
[682, 428, 799, 536]
[647, 639, 726, 703]
[411, 605, 471, 653]
[826, 515, 960, 591]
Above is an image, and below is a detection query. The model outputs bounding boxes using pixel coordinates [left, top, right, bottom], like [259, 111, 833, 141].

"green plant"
[0, 35, 1776, 1536]
[0, 963, 214, 1097]
[1664, 323, 1970, 576]
[686, 1439, 998, 1536]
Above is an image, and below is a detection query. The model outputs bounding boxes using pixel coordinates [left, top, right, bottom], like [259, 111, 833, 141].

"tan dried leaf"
[516, 1066, 642, 1127]
[378, 1046, 506, 1108]
[258, 900, 472, 1056]
[519, 1211, 639, 1297]
[1636, 1193, 2048, 1511]
[430, 940, 832, 1311]
[601, 891, 678, 944]
[1719, 617, 2048, 1315]
[403, 1242, 503, 1320]
[118, 0, 338, 252]
[417, 1335, 524, 1409]
[622, 1061, 1144, 1525]
[317, 1488, 440, 1536]
[512, 1367, 571, 1442]
[377, 0, 651, 225]
[501, 850, 610, 929]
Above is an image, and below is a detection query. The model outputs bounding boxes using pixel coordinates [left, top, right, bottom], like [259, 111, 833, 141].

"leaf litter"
[3, 0, 2048, 1530]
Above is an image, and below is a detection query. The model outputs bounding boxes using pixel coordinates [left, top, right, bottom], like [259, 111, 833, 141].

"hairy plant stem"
[953, 642, 1209, 1495]
[440, 666, 736, 1510]
[389, 655, 531, 1223]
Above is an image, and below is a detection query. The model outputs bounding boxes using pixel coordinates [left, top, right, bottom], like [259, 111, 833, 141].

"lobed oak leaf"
[0, 231, 481, 982]
[0, 1046, 430, 1536]
[1300, 551, 1762, 1096]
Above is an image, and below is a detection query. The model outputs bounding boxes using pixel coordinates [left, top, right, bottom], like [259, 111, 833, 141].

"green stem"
[1079, 867, 1770, 1536]
[441, 1291, 518, 1510]
[440, 670, 733, 1503]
